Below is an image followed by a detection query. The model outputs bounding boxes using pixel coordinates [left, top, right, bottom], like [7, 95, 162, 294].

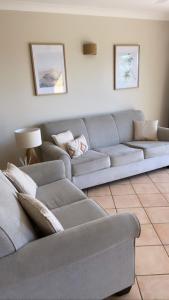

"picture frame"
[114, 45, 140, 90]
[30, 43, 67, 95]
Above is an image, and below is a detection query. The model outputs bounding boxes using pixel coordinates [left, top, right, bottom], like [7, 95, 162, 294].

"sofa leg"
[114, 286, 132, 296]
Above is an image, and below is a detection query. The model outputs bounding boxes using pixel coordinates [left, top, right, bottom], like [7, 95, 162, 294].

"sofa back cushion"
[41, 110, 144, 149]
[0, 171, 37, 258]
[113, 109, 144, 143]
[41, 118, 90, 148]
[84, 115, 119, 149]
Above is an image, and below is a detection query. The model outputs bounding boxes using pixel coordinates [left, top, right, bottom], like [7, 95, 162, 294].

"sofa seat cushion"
[125, 141, 169, 158]
[96, 144, 144, 167]
[36, 178, 87, 210]
[71, 150, 110, 176]
[52, 199, 107, 229]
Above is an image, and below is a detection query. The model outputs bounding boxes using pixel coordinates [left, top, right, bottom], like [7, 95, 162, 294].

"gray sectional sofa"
[0, 160, 140, 300]
[41, 109, 169, 189]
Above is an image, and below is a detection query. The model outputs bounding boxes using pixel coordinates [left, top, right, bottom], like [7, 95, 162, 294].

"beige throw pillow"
[4, 163, 37, 197]
[134, 120, 158, 141]
[18, 193, 64, 235]
[67, 135, 88, 158]
[52, 130, 74, 151]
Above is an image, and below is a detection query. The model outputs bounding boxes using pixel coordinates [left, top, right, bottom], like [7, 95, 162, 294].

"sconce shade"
[15, 128, 42, 149]
[83, 43, 97, 55]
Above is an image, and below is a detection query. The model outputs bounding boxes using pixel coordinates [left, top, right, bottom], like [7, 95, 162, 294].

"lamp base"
[26, 148, 40, 165]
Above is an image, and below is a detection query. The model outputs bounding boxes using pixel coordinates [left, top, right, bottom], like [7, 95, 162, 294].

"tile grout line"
[136, 276, 144, 300]
[130, 181, 151, 223]
[138, 273, 169, 277]
[109, 181, 138, 212]
[137, 272, 169, 276]
[109, 183, 117, 212]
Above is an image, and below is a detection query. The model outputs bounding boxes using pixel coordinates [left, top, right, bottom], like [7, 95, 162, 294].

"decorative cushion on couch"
[52, 130, 74, 151]
[96, 144, 144, 166]
[0, 171, 37, 258]
[125, 141, 169, 158]
[18, 194, 64, 236]
[71, 150, 111, 176]
[4, 163, 37, 197]
[133, 120, 158, 141]
[67, 135, 88, 158]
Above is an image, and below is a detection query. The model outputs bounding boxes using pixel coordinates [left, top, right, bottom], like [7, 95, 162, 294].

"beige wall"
[0, 11, 169, 168]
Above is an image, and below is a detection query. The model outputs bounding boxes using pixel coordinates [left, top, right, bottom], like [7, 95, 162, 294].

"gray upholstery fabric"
[0, 172, 37, 258]
[96, 144, 144, 166]
[0, 214, 140, 300]
[41, 141, 71, 179]
[125, 141, 169, 158]
[84, 114, 119, 148]
[52, 199, 107, 229]
[73, 154, 169, 189]
[0, 228, 15, 259]
[113, 109, 144, 143]
[21, 160, 65, 187]
[0, 240, 135, 300]
[0, 170, 17, 192]
[36, 178, 86, 210]
[158, 127, 169, 141]
[41, 118, 90, 147]
[71, 150, 110, 176]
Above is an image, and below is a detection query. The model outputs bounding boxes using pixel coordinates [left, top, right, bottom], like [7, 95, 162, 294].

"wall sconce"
[83, 43, 97, 55]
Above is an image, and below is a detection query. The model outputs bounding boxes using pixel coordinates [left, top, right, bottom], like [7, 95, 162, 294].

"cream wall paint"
[0, 11, 169, 168]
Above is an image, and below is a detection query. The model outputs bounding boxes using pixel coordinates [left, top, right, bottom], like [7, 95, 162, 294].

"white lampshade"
[14, 128, 42, 149]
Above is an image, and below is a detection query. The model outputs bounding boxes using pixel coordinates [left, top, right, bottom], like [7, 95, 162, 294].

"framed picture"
[114, 45, 140, 90]
[30, 43, 67, 95]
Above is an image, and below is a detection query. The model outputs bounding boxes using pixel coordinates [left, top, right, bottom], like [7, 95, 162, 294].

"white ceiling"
[1, 0, 169, 20]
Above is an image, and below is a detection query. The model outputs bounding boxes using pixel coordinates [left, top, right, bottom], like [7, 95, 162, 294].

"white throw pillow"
[18, 193, 64, 236]
[4, 163, 37, 197]
[52, 130, 74, 151]
[67, 135, 88, 158]
[134, 120, 158, 141]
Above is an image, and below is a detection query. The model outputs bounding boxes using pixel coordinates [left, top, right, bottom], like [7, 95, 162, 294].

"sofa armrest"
[0, 213, 140, 289]
[21, 160, 65, 187]
[41, 141, 71, 180]
[158, 127, 169, 141]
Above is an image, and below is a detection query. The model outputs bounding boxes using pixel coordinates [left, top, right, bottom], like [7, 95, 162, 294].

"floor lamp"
[15, 128, 42, 165]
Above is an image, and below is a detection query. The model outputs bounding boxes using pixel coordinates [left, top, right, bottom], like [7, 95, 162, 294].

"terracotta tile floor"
[86, 168, 169, 300]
